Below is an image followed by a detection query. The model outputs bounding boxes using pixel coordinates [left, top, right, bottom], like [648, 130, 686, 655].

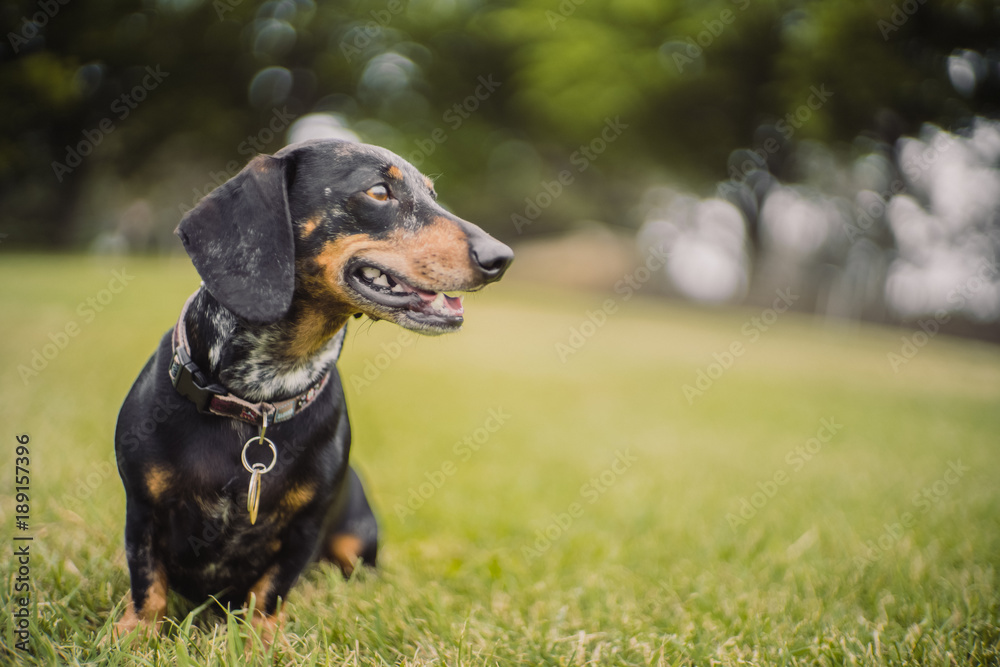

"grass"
[1, 254, 998, 666]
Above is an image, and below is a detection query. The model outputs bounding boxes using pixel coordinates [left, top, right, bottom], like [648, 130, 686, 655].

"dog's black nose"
[453, 218, 514, 283]
[471, 237, 514, 282]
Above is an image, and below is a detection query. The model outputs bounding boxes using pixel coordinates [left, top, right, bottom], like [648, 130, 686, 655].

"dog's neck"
[183, 288, 351, 402]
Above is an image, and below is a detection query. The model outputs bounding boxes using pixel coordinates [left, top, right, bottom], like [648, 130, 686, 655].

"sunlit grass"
[1, 255, 998, 665]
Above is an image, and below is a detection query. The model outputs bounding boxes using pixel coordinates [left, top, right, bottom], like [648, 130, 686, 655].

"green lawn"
[1, 255, 999, 666]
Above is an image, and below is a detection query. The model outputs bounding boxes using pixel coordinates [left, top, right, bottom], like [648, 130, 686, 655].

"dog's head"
[176, 139, 512, 335]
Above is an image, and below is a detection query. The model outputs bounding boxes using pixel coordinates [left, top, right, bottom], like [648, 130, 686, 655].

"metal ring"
[241, 436, 277, 474]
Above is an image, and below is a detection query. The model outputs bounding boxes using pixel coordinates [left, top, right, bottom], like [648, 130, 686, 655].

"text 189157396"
[13, 433, 32, 653]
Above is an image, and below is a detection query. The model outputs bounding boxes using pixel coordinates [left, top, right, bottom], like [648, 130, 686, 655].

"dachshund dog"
[114, 139, 513, 639]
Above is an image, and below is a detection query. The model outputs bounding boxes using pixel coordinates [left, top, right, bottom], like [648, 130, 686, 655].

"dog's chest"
[142, 388, 344, 594]
[160, 485, 292, 590]
[191, 492, 251, 541]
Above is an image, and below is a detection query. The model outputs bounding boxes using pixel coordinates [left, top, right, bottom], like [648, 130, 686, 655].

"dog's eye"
[365, 184, 390, 202]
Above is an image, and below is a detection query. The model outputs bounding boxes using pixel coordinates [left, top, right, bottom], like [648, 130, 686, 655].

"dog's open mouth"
[346, 260, 465, 330]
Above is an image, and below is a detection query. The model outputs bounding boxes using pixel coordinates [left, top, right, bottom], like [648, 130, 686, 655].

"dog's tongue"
[392, 278, 464, 317]
[415, 291, 464, 317]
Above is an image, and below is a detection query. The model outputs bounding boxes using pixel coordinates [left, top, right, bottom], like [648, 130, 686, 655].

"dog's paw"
[109, 596, 163, 644]
[111, 612, 160, 643]
[326, 533, 365, 578]
[246, 609, 289, 654]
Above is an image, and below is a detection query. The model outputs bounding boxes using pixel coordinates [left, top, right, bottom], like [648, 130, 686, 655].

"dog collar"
[167, 290, 332, 427]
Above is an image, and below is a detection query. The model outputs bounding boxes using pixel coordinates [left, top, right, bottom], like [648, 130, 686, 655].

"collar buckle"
[170, 345, 226, 413]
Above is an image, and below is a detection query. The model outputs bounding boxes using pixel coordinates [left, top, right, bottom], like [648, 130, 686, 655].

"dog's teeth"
[430, 292, 446, 309]
[361, 267, 381, 281]
[391, 283, 407, 293]
[373, 274, 390, 288]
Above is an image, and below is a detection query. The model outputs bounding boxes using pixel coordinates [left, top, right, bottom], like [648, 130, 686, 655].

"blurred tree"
[0, 0, 997, 246]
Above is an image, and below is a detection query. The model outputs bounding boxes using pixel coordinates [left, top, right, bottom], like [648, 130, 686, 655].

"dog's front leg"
[244, 553, 311, 641]
[114, 498, 168, 639]
[244, 518, 324, 646]
[246, 563, 285, 648]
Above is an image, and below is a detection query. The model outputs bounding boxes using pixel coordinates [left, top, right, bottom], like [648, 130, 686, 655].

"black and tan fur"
[114, 139, 512, 639]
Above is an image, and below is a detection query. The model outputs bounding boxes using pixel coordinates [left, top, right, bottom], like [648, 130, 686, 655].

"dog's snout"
[452, 217, 513, 283]
[471, 237, 513, 282]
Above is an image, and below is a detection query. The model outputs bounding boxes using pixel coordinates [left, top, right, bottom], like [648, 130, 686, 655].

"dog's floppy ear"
[176, 155, 295, 325]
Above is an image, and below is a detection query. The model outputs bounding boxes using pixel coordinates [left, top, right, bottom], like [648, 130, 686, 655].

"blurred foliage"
[0, 0, 998, 246]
